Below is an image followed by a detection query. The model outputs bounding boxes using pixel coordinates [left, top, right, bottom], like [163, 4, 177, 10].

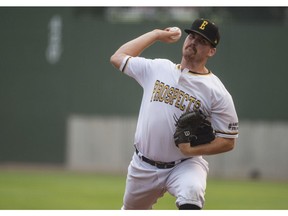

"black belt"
[135, 148, 189, 169]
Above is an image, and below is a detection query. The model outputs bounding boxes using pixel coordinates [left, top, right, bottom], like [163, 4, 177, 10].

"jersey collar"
[176, 64, 211, 75]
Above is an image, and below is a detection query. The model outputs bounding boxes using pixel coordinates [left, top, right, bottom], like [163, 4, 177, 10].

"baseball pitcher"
[110, 18, 239, 210]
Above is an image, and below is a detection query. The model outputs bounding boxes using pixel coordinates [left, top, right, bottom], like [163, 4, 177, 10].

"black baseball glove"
[173, 110, 215, 147]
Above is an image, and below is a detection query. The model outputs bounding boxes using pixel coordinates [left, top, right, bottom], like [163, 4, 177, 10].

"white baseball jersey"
[120, 56, 239, 162]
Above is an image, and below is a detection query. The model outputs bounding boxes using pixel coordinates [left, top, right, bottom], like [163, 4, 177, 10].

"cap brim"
[184, 29, 216, 47]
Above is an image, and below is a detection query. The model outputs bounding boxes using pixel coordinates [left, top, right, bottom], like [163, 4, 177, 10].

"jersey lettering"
[153, 81, 164, 101]
[199, 20, 208, 30]
[228, 122, 239, 131]
[159, 85, 169, 102]
[150, 80, 201, 112]
[175, 90, 184, 109]
[164, 87, 175, 104]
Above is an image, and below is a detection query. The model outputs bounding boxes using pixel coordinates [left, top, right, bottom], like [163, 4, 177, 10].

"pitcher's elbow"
[110, 53, 125, 69]
[226, 139, 236, 151]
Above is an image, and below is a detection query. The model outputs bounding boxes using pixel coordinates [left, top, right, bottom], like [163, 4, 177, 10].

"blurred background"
[1, 7, 288, 181]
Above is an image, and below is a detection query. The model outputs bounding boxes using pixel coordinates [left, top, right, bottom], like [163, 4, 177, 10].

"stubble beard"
[192, 46, 197, 55]
[183, 45, 197, 61]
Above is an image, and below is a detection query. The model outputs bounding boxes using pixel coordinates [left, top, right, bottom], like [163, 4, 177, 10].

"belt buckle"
[155, 161, 174, 169]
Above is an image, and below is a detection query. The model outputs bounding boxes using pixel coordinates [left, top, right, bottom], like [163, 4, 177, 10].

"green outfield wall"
[0, 7, 287, 166]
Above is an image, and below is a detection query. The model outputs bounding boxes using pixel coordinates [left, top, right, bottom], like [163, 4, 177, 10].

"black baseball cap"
[184, 18, 220, 47]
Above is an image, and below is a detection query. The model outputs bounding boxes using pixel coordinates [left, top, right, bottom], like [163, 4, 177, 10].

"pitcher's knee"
[176, 184, 205, 209]
[188, 183, 205, 197]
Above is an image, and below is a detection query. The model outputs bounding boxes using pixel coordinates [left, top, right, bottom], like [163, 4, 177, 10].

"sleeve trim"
[120, 56, 132, 72]
[215, 130, 239, 136]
